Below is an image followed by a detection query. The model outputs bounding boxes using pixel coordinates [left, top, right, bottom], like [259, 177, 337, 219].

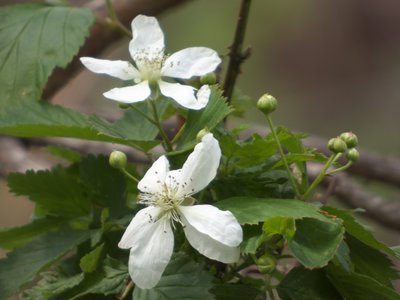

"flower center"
[133, 49, 165, 82]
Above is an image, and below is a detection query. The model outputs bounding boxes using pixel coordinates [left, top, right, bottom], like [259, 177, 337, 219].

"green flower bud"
[347, 148, 360, 162]
[109, 150, 127, 170]
[196, 128, 210, 142]
[256, 253, 277, 274]
[257, 93, 278, 115]
[340, 132, 358, 148]
[328, 137, 347, 153]
[200, 72, 217, 85]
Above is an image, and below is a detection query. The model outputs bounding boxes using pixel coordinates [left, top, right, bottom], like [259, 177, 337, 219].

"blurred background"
[1, 0, 400, 277]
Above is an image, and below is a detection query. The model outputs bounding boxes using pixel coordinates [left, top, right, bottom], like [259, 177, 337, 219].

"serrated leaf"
[346, 235, 399, 286]
[65, 256, 128, 299]
[22, 272, 84, 300]
[47, 145, 81, 162]
[235, 134, 277, 167]
[133, 252, 214, 300]
[0, 101, 160, 151]
[240, 225, 263, 254]
[322, 206, 396, 256]
[0, 4, 94, 105]
[211, 283, 260, 300]
[288, 218, 344, 268]
[277, 267, 341, 300]
[8, 166, 90, 217]
[0, 217, 65, 249]
[79, 243, 104, 273]
[326, 264, 400, 300]
[215, 197, 329, 225]
[333, 241, 353, 272]
[177, 86, 232, 150]
[0, 229, 91, 299]
[79, 155, 127, 219]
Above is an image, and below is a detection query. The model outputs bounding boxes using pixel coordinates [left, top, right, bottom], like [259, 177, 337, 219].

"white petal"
[129, 15, 165, 62]
[119, 207, 174, 289]
[172, 133, 221, 195]
[118, 206, 161, 249]
[158, 81, 209, 110]
[103, 81, 151, 103]
[161, 47, 221, 79]
[80, 57, 139, 80]
[180, 205, 242, 247]
[181, 212, 240, 263]
[138, 155, 170, 194]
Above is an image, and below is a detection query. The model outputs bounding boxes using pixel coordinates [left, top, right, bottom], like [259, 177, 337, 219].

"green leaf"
[79, 243, 105, 273]
[79, 155, 127, 219]
[133, 253, 214, 300]
[177, 86, 232, 150]
[277, 267, 342, 300]
[0, 217, 65, 249]
[0, 101, 159, 151]
[211, 283, 260, 300]
[262, 217, 296, 240]
[8, 166, 91, 218]
[47, 145, 81, 162]
[322, 206, 396, 256]
[240, 225, 263, 254]
[235, 134, 277, 167]
[215, 197, 329, 225]
[288, 218, 344, 268]
[22, 272, 84, 300]
[0, 229, 91, 299]
[333, 241, 353, 272]
[0, 4, 94, 105]
[66, 257, 128, 298]
[346, 235, 399, 286]
[326, 265, 400, 300]
[391, 246, 400, 258]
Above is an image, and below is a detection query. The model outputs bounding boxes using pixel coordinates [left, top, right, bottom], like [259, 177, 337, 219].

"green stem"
[105, 0, 132, 38]
[265, 115, 301, 199]
[170, 123, 186, 144]
[121, 169, 139, 183]
[301, 153, 342, 201]
[326, 161, 353, 175]
[223, 0, 252, 102]
[150, 100, 173, 152]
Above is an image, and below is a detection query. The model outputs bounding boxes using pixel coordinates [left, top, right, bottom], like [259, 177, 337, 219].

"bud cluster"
[328, 132, 360, 162]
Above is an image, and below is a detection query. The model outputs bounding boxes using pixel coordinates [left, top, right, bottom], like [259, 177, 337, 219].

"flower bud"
[328, 137, 347, 153]
[347, 148, 360, 162]
[340, 132, 358, 148]
[109, 150, 127, 169]
[256, 253, 277, 274]
[257, 94, 278, 115]
[196, 128, 210, 142]
[200, 72, 217, 85]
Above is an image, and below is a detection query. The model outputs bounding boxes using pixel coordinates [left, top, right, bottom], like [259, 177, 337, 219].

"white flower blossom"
[118, 134, 243, 289]
[80, 15, 221, 110]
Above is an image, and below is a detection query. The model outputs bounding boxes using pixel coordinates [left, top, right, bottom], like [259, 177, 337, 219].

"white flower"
[118, 134, 243, 289]
[80, 15, 221, 110]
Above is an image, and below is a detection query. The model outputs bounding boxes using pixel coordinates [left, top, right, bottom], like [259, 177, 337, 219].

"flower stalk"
[265, 115, 302, 199]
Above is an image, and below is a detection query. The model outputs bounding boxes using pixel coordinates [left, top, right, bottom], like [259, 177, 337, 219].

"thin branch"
[222, 0, 252, 102]
[308, 163, 400, 231]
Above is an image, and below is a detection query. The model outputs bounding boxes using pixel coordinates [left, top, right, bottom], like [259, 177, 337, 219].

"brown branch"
[308, 163, 400, 231]
[222, 0, 252, 102]
[43, 0, 190, 100]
